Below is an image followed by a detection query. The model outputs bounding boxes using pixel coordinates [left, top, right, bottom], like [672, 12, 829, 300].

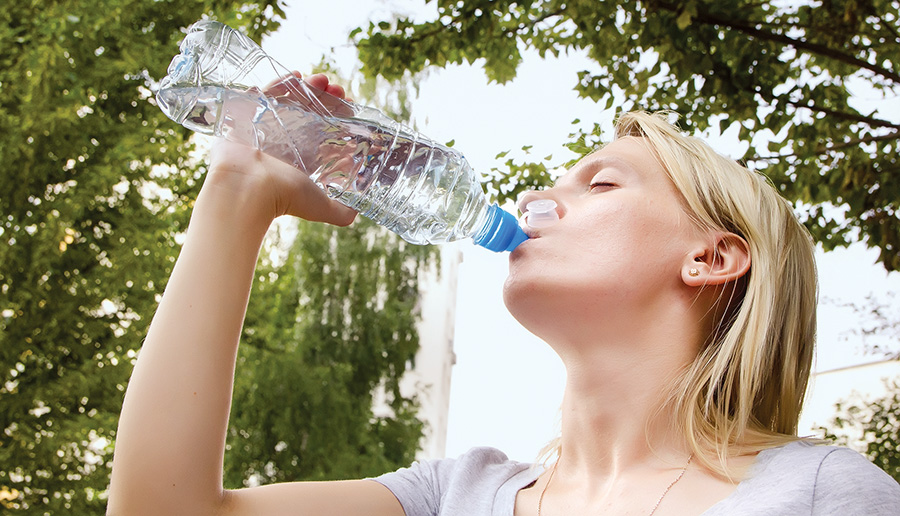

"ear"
[682, 232, 751, 287]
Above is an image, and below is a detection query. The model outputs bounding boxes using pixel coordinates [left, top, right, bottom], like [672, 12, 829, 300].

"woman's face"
[503, 137, 705, 343]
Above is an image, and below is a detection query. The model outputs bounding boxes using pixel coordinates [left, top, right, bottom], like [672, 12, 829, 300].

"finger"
[263, 72, 354, 120]
[303, 73, 330, 91]
[284, 180, 359, 226]
[324, 83, 345, 99]
[323, 202, 359, 227]
[262, 70, 301, 93]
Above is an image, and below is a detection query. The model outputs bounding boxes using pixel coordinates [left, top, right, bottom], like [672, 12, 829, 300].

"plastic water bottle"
[155, 20, 527, 252]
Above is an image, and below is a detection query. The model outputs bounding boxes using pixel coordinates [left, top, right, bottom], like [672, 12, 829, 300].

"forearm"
[108, 182, 273, 515]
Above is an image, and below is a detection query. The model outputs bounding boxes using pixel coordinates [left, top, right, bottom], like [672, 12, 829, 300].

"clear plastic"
[523, 200, 559, 229]
[156, 20, 527, 252]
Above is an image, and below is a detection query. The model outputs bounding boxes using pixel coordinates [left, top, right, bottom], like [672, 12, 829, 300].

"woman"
[107, 74, 900, 515]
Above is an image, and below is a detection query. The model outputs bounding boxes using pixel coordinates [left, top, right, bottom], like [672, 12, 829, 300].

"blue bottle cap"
[473, 204, 529, 252]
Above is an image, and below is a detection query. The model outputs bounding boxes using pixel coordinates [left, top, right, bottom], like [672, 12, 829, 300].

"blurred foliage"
[221, 57, 434, 489]
[828, 291, 900, 358]
[226, 217, 432, 486]
[0, 1, 430, 513]
[823, 377, 900, 482]
[819, 292, 899, 480]
[354, 0, 900, 270]
[0, 1, 286, 512]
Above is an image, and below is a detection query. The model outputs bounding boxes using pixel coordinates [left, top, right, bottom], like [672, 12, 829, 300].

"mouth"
[518, 214, 538, 239]
[521, 228, 540, 240]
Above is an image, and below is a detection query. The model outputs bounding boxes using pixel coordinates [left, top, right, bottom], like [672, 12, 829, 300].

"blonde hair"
[544, 112, 818, 476]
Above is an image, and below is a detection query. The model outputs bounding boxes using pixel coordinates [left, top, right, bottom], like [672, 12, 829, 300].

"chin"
[503, 273, 577, 341]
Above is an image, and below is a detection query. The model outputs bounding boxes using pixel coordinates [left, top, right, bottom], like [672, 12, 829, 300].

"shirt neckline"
[502, 442, 800, 516]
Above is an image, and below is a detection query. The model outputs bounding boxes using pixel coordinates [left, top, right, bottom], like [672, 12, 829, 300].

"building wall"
[401, 245, 462, 459]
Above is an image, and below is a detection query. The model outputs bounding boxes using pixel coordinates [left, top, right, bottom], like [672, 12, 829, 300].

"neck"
[551, 316, 701, 480]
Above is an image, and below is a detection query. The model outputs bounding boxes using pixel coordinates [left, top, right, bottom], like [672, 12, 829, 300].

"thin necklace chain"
[537, 453, 694, 516]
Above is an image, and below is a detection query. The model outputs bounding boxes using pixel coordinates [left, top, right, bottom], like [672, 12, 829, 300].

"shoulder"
[380, 446, 531, 484]
[371, 447, 539, 516]
[446, 446, 533, 475]
[754, 441, 900, 513]
[762, 440, 895, 482]
[809, 444, 900, 512]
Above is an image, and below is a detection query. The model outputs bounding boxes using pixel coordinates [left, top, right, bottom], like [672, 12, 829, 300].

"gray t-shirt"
[373, 441, 900, 515]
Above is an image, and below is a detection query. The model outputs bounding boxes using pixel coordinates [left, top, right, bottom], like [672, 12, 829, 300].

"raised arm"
[107, 76, 405, 516]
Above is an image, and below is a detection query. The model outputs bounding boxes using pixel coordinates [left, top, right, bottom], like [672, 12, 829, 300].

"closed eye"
[589, 182, 617, 191]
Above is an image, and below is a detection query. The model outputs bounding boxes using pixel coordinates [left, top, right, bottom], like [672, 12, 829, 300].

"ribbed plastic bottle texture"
[156, 20, 527, 252]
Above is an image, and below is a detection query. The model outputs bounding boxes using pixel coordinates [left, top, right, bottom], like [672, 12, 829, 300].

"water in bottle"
[156, 20, 527, 252]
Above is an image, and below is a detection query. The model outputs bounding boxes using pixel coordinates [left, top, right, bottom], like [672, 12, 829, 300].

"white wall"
[400, 245, 462, 459]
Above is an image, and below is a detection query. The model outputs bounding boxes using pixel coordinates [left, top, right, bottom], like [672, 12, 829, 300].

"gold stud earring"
[689, 268, 700, 277]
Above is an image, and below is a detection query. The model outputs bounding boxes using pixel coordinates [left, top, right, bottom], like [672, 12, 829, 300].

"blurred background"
[1, 0, 898, 513]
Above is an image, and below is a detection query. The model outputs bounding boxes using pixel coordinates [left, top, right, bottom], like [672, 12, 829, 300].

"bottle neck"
[472, 204, 528, 252]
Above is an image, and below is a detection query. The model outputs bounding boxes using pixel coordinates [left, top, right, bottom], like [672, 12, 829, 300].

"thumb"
[315, 199, 358, 227]
[273, 163, 359, 226]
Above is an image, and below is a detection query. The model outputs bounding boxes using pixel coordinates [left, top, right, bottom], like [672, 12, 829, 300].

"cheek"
[567, 207, 649, 267]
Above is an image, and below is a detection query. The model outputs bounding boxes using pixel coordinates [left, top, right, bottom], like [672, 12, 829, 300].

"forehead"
[556, 137, 667, 187]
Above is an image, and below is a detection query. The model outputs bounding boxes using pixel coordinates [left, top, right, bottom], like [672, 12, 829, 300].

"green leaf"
[0, 2, 432, 512]
[676, 10, 693, 30]
[354, 0, 900, 269]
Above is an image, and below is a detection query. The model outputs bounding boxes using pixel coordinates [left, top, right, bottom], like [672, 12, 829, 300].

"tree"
[2, 2, 439, 510]
[219, 57, 436, 485]
[353, 0, 900, 270]
[821, 291, 900, 481]
[828, 291, 900, 359]
[824, 378, 900, 482]
[225, 216, 432, 486]
[0, 2, 287, 513]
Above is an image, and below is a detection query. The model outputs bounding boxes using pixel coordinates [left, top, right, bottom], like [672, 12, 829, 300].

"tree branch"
[877, 14, 900, 42]
[781, 97, 900, 130]
[397, 6, 565, 46]
[714, 60, 900, 130]
[747, 131, 900, 161]
[709, 15, 900, 84]
[651, 1, 900, 84]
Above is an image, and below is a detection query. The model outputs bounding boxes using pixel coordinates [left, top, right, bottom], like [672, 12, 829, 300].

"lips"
[517, 219, 540, 240]
[522, 227, 541, 239]
[518, 214, 538, 239]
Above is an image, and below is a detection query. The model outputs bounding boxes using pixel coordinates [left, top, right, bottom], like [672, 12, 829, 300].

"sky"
[259, 0, 900, 463]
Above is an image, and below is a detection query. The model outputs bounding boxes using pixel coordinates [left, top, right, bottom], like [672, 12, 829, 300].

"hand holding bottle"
[202, 72, 358, 227]
[158, 20, 527, 251]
